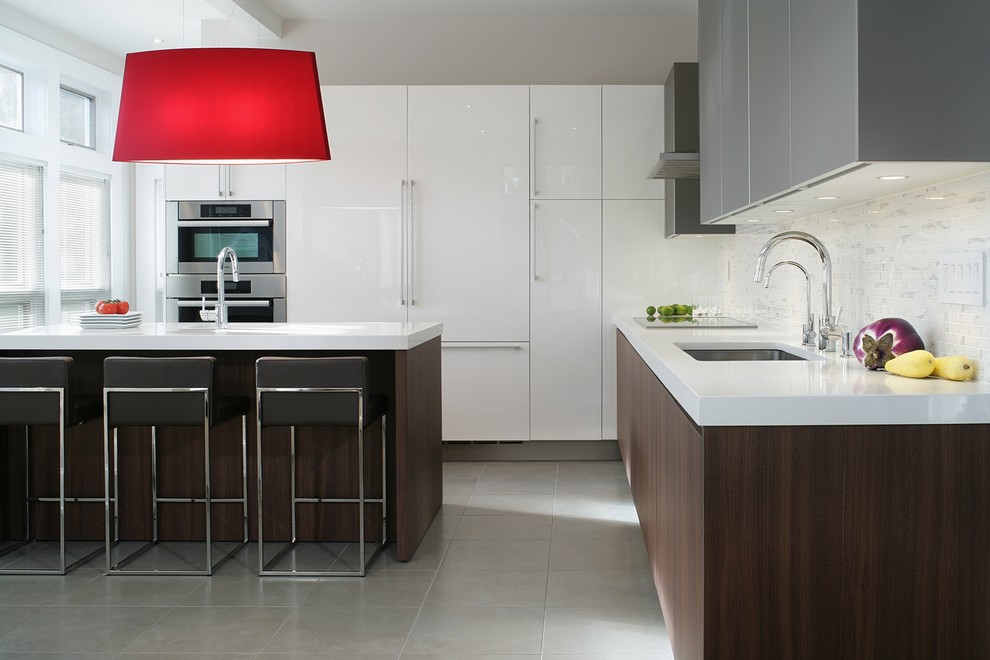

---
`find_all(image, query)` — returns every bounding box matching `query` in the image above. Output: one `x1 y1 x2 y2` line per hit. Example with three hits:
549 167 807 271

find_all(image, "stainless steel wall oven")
165 273 286 323
167 200 285 274
166 200 286 323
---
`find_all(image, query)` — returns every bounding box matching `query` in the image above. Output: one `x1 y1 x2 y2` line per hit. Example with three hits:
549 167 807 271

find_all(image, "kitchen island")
614 314 990 660
0 321 443 562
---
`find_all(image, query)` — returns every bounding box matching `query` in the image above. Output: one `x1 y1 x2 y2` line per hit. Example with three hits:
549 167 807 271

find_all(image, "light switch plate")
938 251 985 305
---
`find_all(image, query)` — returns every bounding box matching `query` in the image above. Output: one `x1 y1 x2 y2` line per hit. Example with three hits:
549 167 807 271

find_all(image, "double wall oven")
165 200 287 323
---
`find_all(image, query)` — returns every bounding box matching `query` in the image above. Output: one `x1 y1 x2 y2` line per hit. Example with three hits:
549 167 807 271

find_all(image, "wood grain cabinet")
617 331 990 660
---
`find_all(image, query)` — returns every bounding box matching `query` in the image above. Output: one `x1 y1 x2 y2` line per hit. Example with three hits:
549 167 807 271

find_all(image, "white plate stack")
78 311 143 329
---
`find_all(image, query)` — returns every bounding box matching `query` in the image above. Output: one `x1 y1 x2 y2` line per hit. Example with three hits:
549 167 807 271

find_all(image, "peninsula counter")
1 321 443 562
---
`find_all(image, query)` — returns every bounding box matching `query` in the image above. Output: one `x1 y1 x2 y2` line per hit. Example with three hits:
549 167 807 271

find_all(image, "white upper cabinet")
530 86 602 200
602 85 665 200
406 85 530 342
165 164 286 201
530 199 602 441
285 86 407 322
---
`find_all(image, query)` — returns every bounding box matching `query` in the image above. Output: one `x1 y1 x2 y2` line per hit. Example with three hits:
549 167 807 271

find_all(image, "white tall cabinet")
530 200 602 440
285 84 693 444
285 86 407 322
406 86 530 341
407 86 531 442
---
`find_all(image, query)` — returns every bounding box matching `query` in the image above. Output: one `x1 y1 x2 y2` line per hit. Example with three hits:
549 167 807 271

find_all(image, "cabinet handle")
531 118 538 197
409 179 416 306
531 202 539 281
218 166 224 198
400 180 407 306
226 166 232 197
442 342 525 349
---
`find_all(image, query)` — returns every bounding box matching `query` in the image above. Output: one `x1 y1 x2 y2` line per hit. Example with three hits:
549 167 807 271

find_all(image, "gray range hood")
655 63 734 238
650 62 700 180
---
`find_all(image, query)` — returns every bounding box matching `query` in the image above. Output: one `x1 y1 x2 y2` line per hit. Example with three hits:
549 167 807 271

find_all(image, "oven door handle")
177 220 272 228
176 299 271 308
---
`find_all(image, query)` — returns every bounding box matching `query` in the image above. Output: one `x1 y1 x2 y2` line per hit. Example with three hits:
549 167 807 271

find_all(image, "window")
0 64 24 131
60 170 110 322
0 157 45 330
60 86 95 148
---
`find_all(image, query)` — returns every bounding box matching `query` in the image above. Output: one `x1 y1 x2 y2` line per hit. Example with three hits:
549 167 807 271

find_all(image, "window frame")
59 84 96 149
0 63 25 133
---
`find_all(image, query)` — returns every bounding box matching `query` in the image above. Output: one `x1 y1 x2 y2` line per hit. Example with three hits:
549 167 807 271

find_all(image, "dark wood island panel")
1 336 442 562
617 331 990 660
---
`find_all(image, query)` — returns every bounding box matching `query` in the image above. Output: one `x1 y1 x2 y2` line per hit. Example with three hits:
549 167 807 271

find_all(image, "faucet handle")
199 296 217 322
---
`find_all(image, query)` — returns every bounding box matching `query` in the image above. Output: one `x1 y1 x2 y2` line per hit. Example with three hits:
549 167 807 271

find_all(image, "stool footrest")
154 497 245 504
294 497 385 505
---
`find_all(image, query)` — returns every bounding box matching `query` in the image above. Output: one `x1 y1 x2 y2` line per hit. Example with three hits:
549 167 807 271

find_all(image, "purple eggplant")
853 317 925 370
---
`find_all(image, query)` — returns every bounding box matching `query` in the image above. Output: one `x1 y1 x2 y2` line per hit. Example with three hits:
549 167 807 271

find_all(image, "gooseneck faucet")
753 231 840 351
200 247 239 329
765 260 816 347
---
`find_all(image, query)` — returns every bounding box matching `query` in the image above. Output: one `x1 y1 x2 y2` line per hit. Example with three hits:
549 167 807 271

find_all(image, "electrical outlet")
938 251 985 305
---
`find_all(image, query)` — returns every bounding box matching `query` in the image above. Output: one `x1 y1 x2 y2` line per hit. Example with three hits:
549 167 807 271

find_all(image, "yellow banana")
932 355 977 382
884 350 935 378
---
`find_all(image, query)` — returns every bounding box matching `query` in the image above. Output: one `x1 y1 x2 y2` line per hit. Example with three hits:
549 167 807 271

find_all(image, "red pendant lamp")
113 48 330 164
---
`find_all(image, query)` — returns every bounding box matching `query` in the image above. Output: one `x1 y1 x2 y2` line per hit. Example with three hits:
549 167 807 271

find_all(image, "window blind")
0 157 45 331
60 170 110 323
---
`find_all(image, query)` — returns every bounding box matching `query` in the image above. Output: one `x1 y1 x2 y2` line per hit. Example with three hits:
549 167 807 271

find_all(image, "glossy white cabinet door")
530 86 602 200
602 85 665 200
407 85 530 341
165 164 285 200
442 342 530 442
530 200 602 440
285 86 407 322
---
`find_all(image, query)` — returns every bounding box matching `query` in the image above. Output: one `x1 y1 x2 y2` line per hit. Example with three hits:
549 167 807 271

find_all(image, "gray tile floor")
0 460 673 659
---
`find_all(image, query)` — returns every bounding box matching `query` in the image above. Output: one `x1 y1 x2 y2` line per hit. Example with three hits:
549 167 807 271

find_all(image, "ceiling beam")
205 0 283 39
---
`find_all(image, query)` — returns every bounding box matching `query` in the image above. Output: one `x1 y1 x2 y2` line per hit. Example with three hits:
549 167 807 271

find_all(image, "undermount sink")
675 342 824 362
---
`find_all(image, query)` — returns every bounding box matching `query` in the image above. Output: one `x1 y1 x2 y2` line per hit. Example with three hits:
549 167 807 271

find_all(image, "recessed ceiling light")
877 175 909 181
925 195 945 200
828 218 840 222
151 37 164 44
867 210 881 214
694 235 704 238
815 195 839 200
745 218 761 223
772 209 794 214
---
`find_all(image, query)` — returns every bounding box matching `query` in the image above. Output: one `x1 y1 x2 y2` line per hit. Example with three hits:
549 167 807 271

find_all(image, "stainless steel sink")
682 348 808 361
675 341 824 362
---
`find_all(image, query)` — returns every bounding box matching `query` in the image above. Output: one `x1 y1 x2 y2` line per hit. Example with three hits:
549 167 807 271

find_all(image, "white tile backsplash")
719 170 990 382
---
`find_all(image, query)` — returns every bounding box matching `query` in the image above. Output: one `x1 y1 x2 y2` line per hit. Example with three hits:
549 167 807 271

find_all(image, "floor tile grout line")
393 470 464 660
539 460 560 659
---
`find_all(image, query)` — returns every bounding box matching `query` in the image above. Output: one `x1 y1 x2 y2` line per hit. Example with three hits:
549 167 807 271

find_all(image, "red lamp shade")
113 48 330 164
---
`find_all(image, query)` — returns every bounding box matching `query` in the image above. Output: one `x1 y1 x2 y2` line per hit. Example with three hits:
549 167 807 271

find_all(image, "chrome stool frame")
0 357 104 575
256 357 387 577
103 358 248 576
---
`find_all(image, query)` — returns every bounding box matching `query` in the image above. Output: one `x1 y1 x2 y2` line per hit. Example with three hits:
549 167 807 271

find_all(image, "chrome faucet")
200 247 239 329
765 260 816 347
753 230 840 351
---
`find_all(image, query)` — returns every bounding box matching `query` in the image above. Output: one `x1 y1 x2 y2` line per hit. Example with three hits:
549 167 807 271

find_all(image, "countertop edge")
613 314 990 427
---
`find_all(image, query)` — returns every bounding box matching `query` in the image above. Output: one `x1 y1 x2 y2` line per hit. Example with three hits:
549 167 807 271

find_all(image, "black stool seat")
255 356 388 577
103 356 249 576
0 357 105 575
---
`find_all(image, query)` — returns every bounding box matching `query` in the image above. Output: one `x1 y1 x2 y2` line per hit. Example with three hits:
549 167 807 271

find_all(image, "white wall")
204 15 698 85
721 170 990 382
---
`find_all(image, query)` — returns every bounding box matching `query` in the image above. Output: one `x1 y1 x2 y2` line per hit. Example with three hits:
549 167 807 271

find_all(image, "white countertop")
0 321 443 351
614 313 990 426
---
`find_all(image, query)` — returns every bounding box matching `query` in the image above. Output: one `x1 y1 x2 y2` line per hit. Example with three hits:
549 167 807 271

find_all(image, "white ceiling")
0 0 697 61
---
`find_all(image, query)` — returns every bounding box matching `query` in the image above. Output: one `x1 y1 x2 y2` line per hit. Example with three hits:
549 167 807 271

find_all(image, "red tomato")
116 300 130 314
96 300 117 314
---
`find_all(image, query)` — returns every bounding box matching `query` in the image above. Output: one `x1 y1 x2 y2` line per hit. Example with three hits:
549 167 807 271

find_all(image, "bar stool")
0 357 104 575
103 356 248 575
256 356 387 576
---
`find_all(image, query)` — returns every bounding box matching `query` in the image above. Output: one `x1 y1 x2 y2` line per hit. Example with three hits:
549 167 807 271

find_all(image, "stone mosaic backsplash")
718 170 990 383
